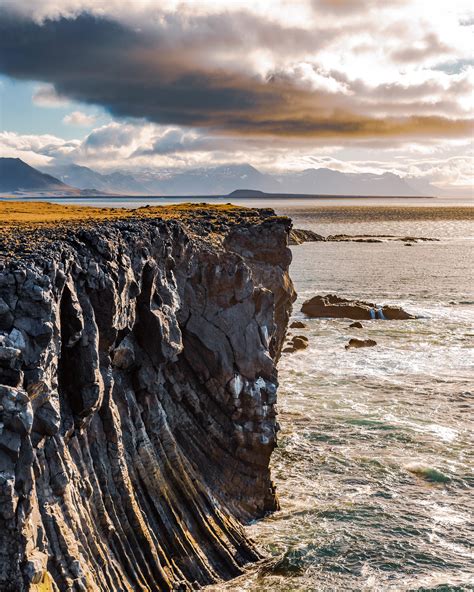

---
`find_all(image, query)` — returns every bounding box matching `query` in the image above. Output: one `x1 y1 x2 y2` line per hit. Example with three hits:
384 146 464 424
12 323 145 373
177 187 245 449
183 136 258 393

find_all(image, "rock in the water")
345 338 377 349
349 321 363 329
289 229 325 245
301 294 415 320
283 335 308 352
290 320 306 329
292 336 308 350
0 204 296 592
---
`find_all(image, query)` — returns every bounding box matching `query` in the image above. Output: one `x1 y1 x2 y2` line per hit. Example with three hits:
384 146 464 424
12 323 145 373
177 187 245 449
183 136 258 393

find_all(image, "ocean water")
209 206 474 592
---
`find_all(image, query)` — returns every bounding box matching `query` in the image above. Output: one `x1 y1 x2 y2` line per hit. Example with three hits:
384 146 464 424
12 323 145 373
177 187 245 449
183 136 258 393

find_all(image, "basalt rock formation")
288 229 324 245
302 294 415 320
0 204 295 592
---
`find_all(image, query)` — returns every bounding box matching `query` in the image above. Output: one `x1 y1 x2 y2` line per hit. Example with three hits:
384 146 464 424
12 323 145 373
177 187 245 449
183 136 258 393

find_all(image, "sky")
0 0 472 195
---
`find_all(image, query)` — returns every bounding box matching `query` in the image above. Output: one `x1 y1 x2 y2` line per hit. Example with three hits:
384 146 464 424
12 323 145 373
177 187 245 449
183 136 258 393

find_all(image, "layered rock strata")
0 204 295 592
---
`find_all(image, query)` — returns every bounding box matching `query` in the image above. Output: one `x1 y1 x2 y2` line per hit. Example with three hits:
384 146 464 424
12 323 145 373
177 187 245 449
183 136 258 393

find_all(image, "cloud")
32 83 70 107
63 110 96 126
0 6 472 143
0 130 78 166
311 0 408 15
390 32 452 63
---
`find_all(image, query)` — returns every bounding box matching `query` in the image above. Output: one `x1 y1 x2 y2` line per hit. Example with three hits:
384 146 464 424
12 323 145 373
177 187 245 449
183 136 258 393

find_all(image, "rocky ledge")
0 203 296 592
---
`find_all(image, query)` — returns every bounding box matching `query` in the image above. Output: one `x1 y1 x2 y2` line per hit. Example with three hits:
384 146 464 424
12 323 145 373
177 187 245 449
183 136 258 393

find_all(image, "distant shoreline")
1 193 436 201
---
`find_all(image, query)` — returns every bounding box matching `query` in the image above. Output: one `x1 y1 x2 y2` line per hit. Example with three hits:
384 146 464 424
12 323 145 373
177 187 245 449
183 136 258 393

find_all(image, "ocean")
209 202 474 592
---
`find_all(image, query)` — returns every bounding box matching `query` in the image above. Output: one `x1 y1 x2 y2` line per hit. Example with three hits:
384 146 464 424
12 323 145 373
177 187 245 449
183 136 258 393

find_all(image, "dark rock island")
0 203 296 591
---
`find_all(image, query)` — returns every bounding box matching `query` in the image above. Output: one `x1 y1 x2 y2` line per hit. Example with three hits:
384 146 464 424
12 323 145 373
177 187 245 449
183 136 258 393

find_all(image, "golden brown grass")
0 201 242 226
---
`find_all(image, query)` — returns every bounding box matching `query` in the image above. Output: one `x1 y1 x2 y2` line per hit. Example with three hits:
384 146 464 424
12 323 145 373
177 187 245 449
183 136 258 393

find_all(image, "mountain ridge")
0 158 77 194
44 162 436 197
0 157 438 197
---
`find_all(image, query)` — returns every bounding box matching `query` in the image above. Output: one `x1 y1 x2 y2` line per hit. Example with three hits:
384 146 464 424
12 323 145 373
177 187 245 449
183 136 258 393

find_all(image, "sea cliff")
0 204 295 592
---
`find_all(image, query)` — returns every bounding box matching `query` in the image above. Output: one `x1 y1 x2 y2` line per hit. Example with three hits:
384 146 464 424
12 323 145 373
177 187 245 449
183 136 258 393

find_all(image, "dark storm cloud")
0 9 471 140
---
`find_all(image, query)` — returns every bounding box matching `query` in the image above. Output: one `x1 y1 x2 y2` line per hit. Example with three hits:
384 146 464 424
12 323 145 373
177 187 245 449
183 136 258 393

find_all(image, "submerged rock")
0 204 296 592
301 294 415 320
345 338 377 349
283 334 308 353
290 320 307 329
292 336 308 350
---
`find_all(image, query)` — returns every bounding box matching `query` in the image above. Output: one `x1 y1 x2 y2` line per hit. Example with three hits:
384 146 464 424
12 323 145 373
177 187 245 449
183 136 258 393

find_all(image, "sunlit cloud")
32 83 70 107
63 110 96 126
0 0 472 194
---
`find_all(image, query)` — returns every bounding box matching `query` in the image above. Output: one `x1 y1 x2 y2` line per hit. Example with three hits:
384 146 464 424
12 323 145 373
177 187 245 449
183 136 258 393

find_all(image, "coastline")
0 203 295 591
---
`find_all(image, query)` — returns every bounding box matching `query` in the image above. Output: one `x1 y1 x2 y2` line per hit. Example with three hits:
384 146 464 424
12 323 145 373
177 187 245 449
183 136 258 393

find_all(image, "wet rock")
290 321 306 329
325 234 439 243
284 335 308 353
302 294 415 320
345 338 377 349
292 336 308 350
349 321 363 329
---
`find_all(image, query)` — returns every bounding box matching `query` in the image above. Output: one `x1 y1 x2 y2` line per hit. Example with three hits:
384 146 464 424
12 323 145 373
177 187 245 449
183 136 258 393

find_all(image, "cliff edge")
0 203 295 592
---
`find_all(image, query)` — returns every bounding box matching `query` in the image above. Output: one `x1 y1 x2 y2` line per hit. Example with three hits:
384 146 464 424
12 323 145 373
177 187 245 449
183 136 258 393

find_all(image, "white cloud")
32 83 70 107
1 0 472 193
2 121 472 195
63 111 97 126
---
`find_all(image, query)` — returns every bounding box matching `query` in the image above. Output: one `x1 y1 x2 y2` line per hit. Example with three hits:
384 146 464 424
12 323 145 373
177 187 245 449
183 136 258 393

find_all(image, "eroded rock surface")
302 294 415 320
0 205 295 592
288 229 324 245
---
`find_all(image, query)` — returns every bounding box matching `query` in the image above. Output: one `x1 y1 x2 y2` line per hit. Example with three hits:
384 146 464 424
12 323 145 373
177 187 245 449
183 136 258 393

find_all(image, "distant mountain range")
0 158 78 195
44 162 437 197
0 157 438 197
0 158 106 197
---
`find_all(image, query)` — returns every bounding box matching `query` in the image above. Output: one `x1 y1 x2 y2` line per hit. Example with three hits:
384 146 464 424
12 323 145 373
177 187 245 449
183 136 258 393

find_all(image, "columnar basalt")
0 204 295 592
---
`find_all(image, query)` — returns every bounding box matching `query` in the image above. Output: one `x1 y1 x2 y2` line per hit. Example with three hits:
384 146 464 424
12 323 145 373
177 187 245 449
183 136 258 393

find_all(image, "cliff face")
0 205 295 592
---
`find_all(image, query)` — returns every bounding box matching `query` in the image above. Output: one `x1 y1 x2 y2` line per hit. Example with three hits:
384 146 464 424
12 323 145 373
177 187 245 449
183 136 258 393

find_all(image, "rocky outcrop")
288 229 324 245
289 231 440 245
289 321 306 329
301 294 415 320
282 335 308 354
0 205 295 592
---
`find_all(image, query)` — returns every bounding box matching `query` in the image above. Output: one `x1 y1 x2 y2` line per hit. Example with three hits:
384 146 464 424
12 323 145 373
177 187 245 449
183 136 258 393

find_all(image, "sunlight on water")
209 207 474 592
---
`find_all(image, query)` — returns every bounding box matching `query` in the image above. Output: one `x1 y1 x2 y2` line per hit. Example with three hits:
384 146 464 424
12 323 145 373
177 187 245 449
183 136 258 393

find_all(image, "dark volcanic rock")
326 234 383 243
325 234 439 243
302 294 415 320
292 336 308 350
290 321 306 329
0 206 296 591
283 334 308 353
345 338 377 349
289 229 325 245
